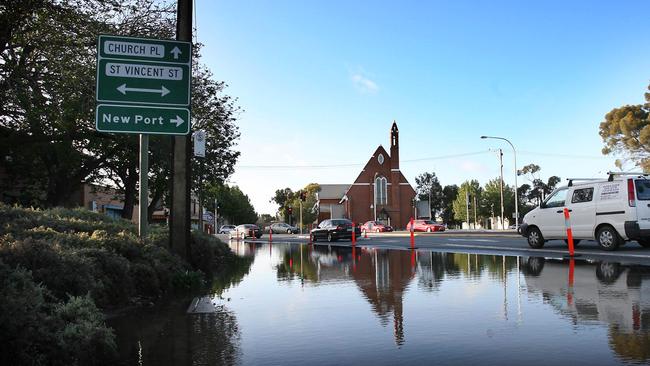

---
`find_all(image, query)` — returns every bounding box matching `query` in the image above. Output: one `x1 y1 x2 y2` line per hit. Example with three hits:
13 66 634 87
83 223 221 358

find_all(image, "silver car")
219 225 236 234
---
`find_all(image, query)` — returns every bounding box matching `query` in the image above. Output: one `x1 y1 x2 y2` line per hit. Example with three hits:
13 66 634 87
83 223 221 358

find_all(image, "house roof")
317 184 350 200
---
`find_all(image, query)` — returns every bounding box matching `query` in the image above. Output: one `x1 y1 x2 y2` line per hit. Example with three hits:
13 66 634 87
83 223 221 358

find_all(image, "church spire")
390 121 399 169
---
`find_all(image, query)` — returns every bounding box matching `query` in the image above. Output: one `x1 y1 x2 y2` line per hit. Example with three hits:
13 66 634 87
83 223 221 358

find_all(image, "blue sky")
195 0 650 215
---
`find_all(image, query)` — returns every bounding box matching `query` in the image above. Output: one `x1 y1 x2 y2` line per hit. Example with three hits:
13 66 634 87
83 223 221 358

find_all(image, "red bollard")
410 248 416 274
364 229 368 239
410 217 415 249
269 228 272 242
352 221 356 246
563 208 575 257
568 258 575 306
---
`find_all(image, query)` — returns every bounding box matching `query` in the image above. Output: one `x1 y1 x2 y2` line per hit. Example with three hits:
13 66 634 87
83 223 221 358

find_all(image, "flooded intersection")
111 242 650 365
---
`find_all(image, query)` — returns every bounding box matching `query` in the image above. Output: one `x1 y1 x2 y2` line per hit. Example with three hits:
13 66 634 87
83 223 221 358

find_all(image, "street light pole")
481 135 519 229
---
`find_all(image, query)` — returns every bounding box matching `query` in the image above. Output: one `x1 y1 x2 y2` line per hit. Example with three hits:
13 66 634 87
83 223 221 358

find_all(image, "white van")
520 173 650 251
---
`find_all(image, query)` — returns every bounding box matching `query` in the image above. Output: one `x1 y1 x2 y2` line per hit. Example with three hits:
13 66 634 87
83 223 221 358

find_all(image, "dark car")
310 219 362 242
267 222 300 234
229 224 263 239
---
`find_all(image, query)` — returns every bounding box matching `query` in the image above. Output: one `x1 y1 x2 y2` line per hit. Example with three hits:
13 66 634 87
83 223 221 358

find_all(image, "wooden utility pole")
170 0 192 258
499 148 505 230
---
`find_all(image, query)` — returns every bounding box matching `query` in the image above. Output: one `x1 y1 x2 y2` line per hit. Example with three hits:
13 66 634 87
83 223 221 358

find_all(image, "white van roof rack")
566 178 602 187
606 171 649 182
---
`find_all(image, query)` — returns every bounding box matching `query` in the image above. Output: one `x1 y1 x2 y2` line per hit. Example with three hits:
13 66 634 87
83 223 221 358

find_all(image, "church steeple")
390 121 399 169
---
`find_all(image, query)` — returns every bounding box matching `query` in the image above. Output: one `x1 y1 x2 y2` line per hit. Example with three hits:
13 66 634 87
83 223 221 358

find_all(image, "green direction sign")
96 104 190 135
96 35 191 106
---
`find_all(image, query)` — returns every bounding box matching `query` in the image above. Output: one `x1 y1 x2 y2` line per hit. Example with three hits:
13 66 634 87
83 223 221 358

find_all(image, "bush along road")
0 203 238 365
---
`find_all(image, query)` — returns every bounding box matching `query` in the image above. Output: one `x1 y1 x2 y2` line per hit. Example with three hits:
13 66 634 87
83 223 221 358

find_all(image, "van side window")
635 179 650 201
544 188 568 208
571 187 594 203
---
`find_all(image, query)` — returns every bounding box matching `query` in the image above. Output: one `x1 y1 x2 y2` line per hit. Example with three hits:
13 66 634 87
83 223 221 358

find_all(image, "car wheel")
524 257 545 276
637 238 650 248
527 227 545 249
287 229 292 234
597 226 620 251
312 235 317 242
376 228 380 233
564 239 581 247
596 262 622 284
426 227 432 233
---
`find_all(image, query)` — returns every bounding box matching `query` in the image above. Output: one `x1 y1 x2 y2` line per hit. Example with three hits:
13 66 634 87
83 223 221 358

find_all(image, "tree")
0 0 241 217
519 164 561 206
441 185 459 226
452 180 482 224
482 178 515 225
599 84 650 171
415 172 443 218
271 184 320 226
204 183 257 225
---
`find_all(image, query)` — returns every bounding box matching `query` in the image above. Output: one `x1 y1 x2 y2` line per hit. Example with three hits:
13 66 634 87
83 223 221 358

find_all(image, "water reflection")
110 243 650 365
520 256 650 363
109 250 254 366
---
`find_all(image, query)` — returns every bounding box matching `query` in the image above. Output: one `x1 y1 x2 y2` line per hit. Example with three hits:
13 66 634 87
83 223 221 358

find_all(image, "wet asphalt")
218 231 650 266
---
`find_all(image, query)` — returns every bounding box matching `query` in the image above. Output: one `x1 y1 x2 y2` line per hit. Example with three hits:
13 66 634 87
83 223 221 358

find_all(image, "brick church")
316 122 416 229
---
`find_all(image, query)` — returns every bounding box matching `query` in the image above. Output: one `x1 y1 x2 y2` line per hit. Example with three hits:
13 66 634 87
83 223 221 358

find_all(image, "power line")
519 150 615 160
236 151 491 169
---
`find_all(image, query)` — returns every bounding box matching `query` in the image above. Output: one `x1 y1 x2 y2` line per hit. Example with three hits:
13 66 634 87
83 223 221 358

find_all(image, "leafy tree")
0 0 241 219
599 83 650 170
452 180 482 224
271 184 320 227
441 184 459 225
519 164 561 206
481 178 515 225
415 172 443 218
204 184 257 225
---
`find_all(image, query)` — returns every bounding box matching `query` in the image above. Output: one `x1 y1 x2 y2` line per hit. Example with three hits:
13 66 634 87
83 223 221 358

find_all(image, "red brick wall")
345 145 416 230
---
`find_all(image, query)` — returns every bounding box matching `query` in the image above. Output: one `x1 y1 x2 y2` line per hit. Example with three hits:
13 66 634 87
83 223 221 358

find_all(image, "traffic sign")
96 104 190 135
96 35 191 106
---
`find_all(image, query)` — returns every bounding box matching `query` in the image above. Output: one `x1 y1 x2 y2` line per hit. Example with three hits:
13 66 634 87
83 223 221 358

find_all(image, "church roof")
317 184 350 200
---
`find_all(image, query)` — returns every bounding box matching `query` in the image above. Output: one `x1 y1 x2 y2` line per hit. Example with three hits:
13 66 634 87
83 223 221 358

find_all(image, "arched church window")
375 176 388 205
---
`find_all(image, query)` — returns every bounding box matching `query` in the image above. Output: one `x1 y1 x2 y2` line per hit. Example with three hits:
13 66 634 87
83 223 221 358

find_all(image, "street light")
481 135 519 230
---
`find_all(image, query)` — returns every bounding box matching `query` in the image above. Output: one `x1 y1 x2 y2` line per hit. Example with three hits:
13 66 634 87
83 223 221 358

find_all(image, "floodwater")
109 242 650 366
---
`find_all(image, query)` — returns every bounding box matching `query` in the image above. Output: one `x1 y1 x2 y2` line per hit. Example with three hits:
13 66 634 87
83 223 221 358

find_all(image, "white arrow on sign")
170 46 182 59
170 115 185 127
117 83 170 97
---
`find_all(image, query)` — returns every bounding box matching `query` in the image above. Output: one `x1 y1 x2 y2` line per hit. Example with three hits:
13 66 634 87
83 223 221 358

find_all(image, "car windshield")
424 220 436 224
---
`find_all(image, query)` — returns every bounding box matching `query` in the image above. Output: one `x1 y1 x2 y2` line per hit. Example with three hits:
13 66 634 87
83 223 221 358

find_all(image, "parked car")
520 172 650 251
219 225 236 234
266 222 299 234
229 224 263 239
311 219 361 242
360 220 393 233
406 219 445 232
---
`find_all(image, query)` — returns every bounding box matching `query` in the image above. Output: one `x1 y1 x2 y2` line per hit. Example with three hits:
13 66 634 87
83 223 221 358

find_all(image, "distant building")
72 182 126 219
315 122 416 229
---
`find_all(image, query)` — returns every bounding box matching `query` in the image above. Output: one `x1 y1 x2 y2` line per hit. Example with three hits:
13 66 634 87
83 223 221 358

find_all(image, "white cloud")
351 73 379 94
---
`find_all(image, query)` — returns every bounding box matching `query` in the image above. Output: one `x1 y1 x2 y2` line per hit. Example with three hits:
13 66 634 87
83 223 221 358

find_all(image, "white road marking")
447 238 498 243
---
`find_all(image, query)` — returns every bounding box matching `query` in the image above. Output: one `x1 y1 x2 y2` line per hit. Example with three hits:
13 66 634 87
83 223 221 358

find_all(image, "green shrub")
0 260 117 366
51 295 117 365
79 248 133 308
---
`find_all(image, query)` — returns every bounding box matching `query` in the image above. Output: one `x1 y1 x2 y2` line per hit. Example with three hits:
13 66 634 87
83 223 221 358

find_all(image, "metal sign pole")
139 134 149 238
